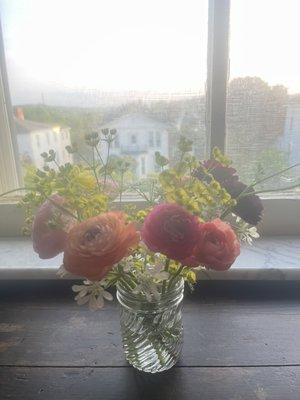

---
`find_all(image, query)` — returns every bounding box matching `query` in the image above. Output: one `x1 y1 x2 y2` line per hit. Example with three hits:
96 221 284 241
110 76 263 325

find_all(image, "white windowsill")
0 236 300 280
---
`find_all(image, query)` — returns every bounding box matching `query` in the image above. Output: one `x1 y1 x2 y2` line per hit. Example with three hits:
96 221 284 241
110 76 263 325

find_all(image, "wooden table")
1 281 300 399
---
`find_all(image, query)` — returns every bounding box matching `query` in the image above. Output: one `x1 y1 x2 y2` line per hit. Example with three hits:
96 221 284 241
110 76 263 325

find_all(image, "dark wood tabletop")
1 280 300 400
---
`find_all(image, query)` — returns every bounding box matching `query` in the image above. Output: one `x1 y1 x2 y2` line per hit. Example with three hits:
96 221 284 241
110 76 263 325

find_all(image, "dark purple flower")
225 180 264 226
194 161 263 225
202 160 238 184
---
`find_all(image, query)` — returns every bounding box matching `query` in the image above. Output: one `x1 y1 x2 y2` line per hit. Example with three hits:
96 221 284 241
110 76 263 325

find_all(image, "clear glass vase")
117 278 184 373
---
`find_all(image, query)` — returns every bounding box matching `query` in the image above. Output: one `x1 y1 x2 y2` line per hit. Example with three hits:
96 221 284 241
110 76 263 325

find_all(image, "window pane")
1 0 208 180
227 0 300 191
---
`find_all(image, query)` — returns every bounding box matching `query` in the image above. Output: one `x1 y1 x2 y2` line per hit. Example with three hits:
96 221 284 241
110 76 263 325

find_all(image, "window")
226 0 300 191
155 131 161 147
289 116 294 131
35 134 40 148
141 157 146 175
149 131 154 147
0 0 299 239
0 0 208 184
131 134 137 145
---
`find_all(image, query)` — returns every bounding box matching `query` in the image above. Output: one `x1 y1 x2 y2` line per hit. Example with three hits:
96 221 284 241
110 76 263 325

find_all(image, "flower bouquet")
3 131 298 373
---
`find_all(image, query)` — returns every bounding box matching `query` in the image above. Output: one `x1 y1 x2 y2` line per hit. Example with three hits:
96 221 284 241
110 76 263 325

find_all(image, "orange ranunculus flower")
63 212 140 280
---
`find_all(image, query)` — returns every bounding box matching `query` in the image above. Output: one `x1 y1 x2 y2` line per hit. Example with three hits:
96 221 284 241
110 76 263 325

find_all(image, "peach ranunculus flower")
63 212 140 280
184 218 240 271
32 194 72 259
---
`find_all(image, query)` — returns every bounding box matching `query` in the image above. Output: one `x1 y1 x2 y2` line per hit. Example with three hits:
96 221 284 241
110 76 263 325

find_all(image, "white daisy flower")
72 280 113 311
132 263 170 301
233 215 260 244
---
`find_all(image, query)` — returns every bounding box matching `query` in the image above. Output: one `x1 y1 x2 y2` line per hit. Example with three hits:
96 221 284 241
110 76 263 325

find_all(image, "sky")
1 0 300 105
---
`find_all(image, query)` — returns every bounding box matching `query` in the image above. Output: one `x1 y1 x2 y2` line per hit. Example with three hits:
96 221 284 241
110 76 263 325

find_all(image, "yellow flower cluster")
159 168 236 219
21 164 109 229
212 147 232 167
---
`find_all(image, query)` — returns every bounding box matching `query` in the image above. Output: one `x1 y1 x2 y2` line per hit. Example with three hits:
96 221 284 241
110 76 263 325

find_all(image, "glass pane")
1 0 208 180
227 0 300 192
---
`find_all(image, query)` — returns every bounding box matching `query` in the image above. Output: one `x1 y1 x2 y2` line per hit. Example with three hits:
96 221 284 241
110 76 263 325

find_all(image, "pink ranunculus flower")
32 194 72 259
184 218 240 270
141 203 200 262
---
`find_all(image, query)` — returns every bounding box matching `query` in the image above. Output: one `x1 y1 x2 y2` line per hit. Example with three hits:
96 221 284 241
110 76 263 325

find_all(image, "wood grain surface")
1 281 300 399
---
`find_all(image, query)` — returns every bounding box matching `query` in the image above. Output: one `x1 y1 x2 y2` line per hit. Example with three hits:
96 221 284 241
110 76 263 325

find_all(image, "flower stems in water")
162 259 170 294
168 265 185 291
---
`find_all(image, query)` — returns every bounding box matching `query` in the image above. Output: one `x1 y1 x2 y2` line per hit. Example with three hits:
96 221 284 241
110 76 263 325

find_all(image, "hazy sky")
1 0 300 103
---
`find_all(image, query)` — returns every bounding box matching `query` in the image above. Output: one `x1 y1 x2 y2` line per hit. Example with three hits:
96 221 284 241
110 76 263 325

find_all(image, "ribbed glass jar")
117 278 184 373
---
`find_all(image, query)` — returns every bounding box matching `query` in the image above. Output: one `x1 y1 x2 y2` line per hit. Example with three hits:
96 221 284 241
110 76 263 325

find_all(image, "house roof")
100 113 170 132
14 118 60 134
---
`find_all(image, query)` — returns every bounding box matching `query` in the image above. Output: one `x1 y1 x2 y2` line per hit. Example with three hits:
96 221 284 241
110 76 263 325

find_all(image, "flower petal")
76 294 90 305
89 295 99 311
72 284 84 292
96 295 104 309
102 291 113 301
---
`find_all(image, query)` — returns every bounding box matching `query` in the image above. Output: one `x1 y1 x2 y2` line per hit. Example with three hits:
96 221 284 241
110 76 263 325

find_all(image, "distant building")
278 96 300 164
14 107 73 169
99 113 169 178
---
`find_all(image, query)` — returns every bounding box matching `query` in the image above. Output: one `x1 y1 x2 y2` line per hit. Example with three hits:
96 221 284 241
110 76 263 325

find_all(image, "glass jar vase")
117 278 184 373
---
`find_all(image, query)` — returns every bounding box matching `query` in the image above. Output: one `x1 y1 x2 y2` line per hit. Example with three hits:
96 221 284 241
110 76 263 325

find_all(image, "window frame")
0 18 21 196
0 0 300 238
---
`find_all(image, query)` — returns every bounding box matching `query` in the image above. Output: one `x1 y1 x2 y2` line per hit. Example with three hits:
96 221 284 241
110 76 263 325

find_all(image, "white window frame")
0 1 300 238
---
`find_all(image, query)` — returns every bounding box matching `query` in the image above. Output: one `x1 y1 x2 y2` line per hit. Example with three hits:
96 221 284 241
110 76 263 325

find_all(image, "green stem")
92 147 101 191
0 187 79 221
168 265 185 290
132 187 154 205
119 172 124 203
162 259 170 294
95 145 119 187
77 152 93 169
119 277 132 292
0 187 30 198
127 271 138 285
220 162 300 219
104 140 111 187
175 150 186 174
150 180 155 203
94 145 106 167
95 146 119 194
53 160 61 170
124 274 137 290
247 183 300 196
250 162 300 188
46 196 79 220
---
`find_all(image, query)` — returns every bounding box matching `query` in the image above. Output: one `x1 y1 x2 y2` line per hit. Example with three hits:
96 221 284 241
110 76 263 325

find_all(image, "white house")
99 113 169 178
14 108 73 170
